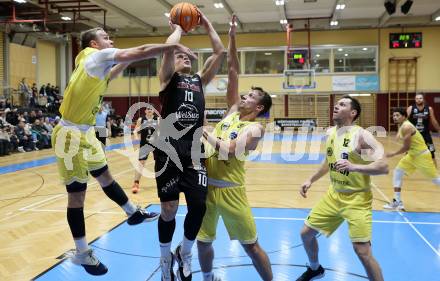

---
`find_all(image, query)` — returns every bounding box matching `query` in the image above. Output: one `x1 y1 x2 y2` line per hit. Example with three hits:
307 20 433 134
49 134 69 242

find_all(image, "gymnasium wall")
379 27 440 93
36 40 57 86
9 43 36 89
0 33 4 94
107 28 380 97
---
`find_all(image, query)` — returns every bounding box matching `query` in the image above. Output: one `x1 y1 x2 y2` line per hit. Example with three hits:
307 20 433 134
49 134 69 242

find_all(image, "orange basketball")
170 2 200 33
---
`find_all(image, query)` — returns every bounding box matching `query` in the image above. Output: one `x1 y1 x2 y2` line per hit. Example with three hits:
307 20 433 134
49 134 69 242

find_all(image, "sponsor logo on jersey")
176 103 200 128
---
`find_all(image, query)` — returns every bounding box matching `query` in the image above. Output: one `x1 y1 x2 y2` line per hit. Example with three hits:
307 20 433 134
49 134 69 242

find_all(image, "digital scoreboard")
389 32 422 49
287 49 308 69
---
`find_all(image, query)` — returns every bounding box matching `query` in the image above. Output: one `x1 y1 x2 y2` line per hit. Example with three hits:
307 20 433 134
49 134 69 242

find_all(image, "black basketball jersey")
159 72 205 158
139 115 158 146
409 104 430 135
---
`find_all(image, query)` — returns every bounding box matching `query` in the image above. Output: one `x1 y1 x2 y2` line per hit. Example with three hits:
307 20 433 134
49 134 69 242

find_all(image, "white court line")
17 209 440 225
1 167 135 223
372 183 440 257
19 194 65 211
20 208 121 215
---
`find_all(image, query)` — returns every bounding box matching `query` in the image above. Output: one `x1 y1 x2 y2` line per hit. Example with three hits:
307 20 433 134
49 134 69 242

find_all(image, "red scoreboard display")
389 32 422 49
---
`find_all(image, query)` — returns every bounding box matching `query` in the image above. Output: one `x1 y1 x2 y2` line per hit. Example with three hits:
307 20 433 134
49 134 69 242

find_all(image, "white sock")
310 261 320 270
160 242 172 258
180 235 195 256
121 201 137 216
203 272 213 281
395 192 401 202
74 237 89 253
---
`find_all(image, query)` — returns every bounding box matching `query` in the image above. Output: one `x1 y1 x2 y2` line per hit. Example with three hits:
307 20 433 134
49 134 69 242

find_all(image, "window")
201 52 229 75
123 58 157 77
244 50 284 74
333 47 376 72
311 48 331 73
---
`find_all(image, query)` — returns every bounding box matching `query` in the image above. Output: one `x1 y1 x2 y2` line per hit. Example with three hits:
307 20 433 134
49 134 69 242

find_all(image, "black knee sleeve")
102 181 128 206
158 216 176 243
67 207 85 238
66 182 87 193
184 198 206 240
90 165 108 178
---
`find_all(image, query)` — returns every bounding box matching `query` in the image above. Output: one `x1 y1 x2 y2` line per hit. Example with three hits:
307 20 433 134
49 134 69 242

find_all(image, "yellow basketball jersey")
326 126 371 192
399 120 429 156
206 112 255 186
59 48 110 125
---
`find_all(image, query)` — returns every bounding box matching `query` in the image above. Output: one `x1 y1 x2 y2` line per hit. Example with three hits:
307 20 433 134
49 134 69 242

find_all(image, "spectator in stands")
20 78 33 107
15 120 35 152
32 118 51 149
45 83 53 99
39 84 46 96
28 110 37 124
6 108 19 126
43 117 54 137
30 83 38 107
36 110 44 120
0 124 12 156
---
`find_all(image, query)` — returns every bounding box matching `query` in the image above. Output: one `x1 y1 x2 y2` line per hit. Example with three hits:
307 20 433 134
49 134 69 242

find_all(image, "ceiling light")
349 93 371 97
264 52 272 55
61 16 71 21
280 19 288 24
214 3 224 8
275 0 285 5
336 4 346 10
270 94 277 98
13 0 27 3
339 60 343 62
362 47 368 51
338 48 343 51
330 20 338 26
436 16 440 21
164 12 170 17
401 0 413 15
344 53 348 56
316 54 320 57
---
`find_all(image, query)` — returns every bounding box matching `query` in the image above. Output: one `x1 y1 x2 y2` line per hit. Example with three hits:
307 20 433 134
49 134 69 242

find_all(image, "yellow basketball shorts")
52 124 107 185
305 186 373 243
197 185 257 244
397 151 437 179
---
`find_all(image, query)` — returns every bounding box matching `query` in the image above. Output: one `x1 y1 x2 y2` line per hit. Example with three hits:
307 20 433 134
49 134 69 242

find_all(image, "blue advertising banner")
355 75 379 91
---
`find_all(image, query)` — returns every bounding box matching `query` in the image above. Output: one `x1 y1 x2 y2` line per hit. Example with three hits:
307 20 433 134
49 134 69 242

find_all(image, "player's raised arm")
159 23 185 89
197 9 225 86
226 15 240 112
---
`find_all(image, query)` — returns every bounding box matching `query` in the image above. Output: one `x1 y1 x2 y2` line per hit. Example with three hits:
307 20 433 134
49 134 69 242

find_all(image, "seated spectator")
32 119 50 149
0 116 14 156
28 110 37 124
15 120 36 152
5 108 18 126
42 117 54 136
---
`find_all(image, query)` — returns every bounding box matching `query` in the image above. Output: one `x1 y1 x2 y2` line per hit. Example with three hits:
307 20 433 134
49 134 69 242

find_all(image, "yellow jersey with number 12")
59 47 110 125
326 126 371 193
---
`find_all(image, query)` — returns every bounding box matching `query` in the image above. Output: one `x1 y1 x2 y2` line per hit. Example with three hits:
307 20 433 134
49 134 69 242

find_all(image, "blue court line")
34 205 440 281
0 140 139 175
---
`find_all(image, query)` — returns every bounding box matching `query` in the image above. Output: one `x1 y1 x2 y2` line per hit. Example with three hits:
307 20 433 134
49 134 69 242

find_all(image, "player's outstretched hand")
229 15 237 37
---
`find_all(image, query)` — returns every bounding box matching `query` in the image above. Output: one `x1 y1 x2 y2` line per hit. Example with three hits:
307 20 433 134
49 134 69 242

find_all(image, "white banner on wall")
332 76 355 91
